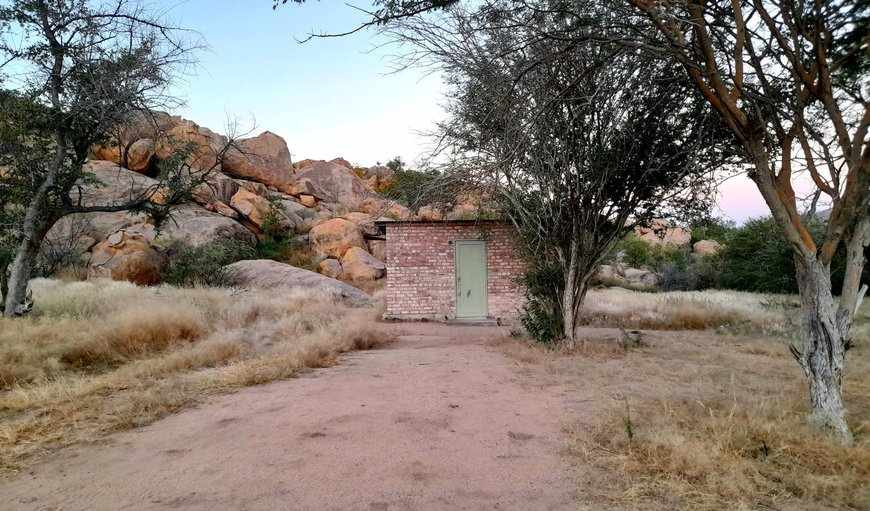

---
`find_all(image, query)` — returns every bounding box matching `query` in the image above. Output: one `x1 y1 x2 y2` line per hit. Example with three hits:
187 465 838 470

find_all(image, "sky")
160 0 771 223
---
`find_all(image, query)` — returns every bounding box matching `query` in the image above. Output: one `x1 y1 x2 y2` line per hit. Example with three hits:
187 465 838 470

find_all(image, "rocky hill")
43 113 457 291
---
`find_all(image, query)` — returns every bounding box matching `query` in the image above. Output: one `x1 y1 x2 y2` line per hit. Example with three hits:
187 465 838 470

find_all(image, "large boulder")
155 204 257 247
156 117 228 170
230 189 271 227
340 247 386 282
308 218 366 258
77 160 164 208
291 161 376 207
635 219 692 250
192 172 241 208
222 131 295 191
328 157 353 170
358 198 412 220
597 263 657 288
92 138 156 173
88 230 167 285
219 259 375 307
693 239 723 256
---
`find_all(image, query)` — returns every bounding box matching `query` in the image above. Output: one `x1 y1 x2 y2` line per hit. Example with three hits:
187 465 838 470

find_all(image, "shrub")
517 260 564 344
161 239 255 287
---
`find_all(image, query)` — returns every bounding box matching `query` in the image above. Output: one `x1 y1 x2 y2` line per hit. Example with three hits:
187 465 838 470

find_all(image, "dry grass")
0 278 392 474
498 290 870 510
581 288 798 331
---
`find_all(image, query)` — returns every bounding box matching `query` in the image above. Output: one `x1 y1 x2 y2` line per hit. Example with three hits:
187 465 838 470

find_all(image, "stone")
234 179 269 197
77 160 165 207
308 218 366 258
279 199 309 217
88 230 167 285
318 258 343 279
157 118 228 170
230 189 272 229
191 172 240 206
286 178 319 198
291 161 376 207
635 219 692 250
368 239 386 262
294 159 321 171
155 204 257 247
693 239 723 256
343 212 378 236
340 246 386 282
219 259 375 307
597 264 630 285
358 198 412 220
212 200 239 219
624 267 658 287
328 157 353 170
299 194 317 207
222 131 295 190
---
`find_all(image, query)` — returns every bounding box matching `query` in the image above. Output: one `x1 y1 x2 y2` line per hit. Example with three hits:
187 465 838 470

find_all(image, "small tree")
0 0 232 315
388 3 726 346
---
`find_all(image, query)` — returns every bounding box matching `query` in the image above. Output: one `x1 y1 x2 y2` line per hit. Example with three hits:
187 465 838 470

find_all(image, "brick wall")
384 222 526 320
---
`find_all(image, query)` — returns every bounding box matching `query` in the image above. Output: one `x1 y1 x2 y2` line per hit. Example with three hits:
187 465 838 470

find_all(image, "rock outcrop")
309 218 367 258
222 131 295 191
219 259 374 307
635 219 692 250
340 247 386 282
292 161 376 207
155 204 257 247
88 230 167 285
693 239 723 256
318 258 343 279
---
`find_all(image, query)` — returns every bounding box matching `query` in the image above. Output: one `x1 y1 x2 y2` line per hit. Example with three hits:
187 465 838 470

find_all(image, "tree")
285 0 869 441
387 3 726 346
619 0 869 441
0 0 233 315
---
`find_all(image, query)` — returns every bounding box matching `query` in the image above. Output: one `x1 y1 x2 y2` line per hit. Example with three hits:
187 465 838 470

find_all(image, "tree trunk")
793 256 852 441
561 257 589 349
3 182 57 317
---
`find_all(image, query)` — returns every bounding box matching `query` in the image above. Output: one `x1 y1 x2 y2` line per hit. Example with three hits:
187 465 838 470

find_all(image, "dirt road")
2 323 574 510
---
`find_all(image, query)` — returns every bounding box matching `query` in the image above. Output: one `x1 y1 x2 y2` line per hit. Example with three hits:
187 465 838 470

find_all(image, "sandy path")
2 324 573 511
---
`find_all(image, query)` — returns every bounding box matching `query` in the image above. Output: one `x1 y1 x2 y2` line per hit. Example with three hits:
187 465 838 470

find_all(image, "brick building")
376 220 526 322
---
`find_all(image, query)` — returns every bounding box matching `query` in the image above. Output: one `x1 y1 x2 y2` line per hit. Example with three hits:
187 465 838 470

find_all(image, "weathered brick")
384 221 526 320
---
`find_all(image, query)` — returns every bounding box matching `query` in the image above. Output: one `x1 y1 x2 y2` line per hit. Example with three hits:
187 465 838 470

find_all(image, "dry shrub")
0 278 391 473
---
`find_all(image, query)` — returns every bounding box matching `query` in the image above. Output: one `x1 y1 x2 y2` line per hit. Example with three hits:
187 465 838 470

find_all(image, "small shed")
377 220 526 322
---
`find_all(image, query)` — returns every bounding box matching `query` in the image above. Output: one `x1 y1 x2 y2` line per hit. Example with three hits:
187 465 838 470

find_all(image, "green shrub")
161 239 255 287
517 260 564 344
620 234 688 273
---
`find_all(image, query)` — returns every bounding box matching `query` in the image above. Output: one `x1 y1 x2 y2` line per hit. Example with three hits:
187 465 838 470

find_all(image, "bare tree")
386 4 727 346
0 0 229 315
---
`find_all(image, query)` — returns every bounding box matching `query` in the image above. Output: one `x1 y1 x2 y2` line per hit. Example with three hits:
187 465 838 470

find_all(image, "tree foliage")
387 1 727 344
0 0 233 315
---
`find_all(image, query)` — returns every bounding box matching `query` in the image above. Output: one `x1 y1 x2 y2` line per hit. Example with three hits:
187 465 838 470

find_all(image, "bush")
619 234 688 273
161 239 255 287
517 261 564 344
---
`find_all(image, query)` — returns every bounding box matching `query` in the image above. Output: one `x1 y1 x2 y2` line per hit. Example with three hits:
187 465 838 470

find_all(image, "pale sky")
162 0 772 223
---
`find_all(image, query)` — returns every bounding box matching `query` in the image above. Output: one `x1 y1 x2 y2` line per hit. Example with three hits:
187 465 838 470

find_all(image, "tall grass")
581 288 794 331
0 278 391 474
